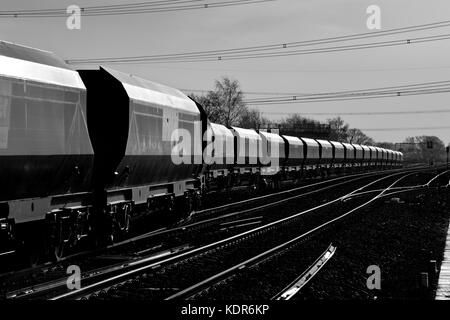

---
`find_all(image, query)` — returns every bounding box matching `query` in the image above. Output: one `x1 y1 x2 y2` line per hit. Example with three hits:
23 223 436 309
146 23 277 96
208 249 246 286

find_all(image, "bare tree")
347 128 374 145
327 117 349 141
401 136 446 163
238 109 271 129
190 77 247 127
376 141 395 149
190 92 222 124
215 77 246 126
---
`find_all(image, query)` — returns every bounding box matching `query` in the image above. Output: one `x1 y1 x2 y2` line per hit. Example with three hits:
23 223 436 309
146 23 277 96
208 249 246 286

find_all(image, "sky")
1 0 450 145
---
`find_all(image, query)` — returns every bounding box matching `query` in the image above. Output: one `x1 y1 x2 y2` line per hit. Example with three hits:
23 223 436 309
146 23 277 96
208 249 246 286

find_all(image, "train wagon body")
282 135 304 168
341 143 355 166
374 147 383 166
386 149 392 166
385 149 392 166
368 146 377 166
204 122 234 177
329 141 345 165
389 150 394 166
0 41 94 229
380 148 388 166
230 126 261 173
0 42 95 257
315 139 333 167
395 151 400 166
361 145 371 166
79 67 203 230
301 138 320 169
352 144 364 166
258 130 285 176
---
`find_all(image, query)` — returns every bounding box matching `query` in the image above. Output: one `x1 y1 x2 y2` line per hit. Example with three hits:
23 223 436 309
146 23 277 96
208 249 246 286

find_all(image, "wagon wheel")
185 193 195 218
28 246 42 267
54 241 65 261
167 196 175 214
25 236 47 267
194 191 202 211
53 223 66 261
118 204 131 234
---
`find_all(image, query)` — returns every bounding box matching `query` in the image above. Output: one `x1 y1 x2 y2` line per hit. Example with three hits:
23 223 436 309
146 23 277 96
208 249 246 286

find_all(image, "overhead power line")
65 19 450 64
186 80 450 97
242 80 450 105
257 109 450 116
185 80 450 105
66 34 450 64
360 126 450 132
0 0 274 18
244 89 450 104
173 64 450 74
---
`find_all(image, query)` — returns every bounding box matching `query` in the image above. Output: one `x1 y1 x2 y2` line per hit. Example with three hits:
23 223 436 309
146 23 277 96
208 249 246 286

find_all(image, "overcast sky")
2 0 450 145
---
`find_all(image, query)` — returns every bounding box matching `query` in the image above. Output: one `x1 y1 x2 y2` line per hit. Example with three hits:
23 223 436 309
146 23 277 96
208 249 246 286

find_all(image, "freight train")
0 41 403 261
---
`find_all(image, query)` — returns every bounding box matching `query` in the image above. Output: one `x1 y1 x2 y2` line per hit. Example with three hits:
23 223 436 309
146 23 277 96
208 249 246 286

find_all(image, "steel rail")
271 244 337 300
12 166 421 271
3 167 401 283
5 168 402 299
164 172 414 300
425 169 450 186
50 170 416 300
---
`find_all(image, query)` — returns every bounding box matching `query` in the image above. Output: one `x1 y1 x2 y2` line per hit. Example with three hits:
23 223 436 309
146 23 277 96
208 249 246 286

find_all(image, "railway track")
33 168 442 300
294 181 450 300
272 244 337 300
0 168 409 295
5 169 403 268
2 166 444 300
161 171 432 300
